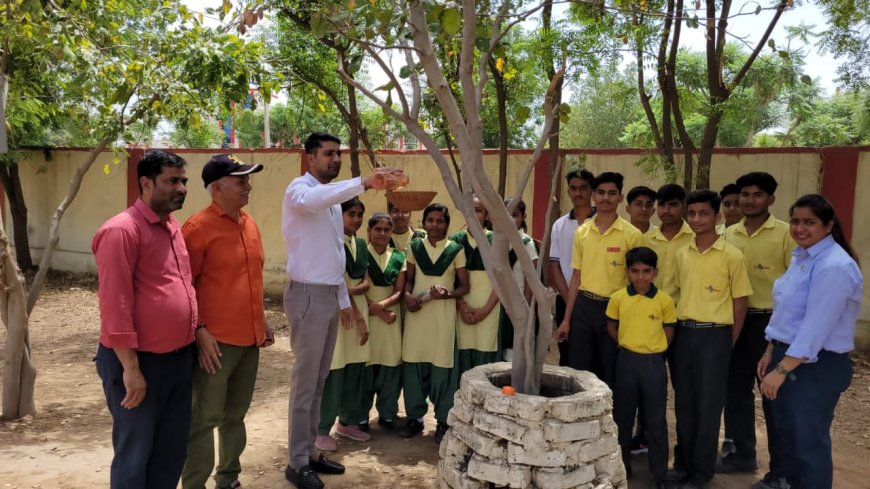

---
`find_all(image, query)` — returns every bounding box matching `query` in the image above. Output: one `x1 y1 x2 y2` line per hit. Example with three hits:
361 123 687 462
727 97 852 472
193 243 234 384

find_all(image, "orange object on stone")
502 386 517 396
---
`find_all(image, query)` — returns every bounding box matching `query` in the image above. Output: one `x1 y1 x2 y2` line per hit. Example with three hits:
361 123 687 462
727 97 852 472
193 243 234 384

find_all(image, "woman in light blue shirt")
756 194 862 489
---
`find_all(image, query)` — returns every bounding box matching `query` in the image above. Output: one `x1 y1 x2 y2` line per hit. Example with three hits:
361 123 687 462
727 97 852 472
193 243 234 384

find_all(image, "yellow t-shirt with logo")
646 221 695 288
571 216 647 298
605 285 677 354
668 236 754 324
723 215 794 309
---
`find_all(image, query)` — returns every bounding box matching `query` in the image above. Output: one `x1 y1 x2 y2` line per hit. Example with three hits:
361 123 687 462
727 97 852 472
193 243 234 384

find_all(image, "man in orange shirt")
181 154 275 489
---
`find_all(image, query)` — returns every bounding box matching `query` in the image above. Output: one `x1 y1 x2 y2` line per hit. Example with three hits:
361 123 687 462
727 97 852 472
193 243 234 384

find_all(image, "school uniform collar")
650 220 693 242
627 283 658 299
589 215 628 236
733 214 777 237
688 234 726 253
568 207 596 221
802 234 836 259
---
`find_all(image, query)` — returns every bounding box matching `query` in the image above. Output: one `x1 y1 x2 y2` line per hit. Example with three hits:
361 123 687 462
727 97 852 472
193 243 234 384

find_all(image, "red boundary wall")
819 147 859 242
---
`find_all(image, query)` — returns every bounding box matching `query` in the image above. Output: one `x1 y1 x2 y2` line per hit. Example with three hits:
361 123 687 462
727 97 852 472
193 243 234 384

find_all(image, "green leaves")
440 8 461 35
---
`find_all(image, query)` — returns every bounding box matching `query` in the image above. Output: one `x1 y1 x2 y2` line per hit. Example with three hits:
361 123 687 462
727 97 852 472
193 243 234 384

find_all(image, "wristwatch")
773 363 791 376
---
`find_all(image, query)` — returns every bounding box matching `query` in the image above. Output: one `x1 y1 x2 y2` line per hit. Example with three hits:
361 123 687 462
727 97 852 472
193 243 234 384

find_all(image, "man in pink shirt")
92 150 198 489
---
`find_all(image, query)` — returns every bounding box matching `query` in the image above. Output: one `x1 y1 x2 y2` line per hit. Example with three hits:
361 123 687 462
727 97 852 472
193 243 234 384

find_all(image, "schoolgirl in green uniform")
452 196 501 374
316 197 371 451
363 213 407 433
399 203 469 443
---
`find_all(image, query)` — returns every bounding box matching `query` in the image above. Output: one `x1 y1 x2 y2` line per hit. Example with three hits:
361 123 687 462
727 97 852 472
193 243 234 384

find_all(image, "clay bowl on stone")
386 190 437 211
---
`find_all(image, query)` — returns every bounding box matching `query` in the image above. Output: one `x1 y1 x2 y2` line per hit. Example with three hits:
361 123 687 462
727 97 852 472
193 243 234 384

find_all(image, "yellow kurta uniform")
456 232 499 352
646 221 695 288
331 236 370 370
366 244 405 367
403 238 466 368
723 215 794 309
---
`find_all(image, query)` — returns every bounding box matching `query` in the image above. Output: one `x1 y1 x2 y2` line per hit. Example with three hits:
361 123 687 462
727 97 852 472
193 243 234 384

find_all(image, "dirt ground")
1 274 869 488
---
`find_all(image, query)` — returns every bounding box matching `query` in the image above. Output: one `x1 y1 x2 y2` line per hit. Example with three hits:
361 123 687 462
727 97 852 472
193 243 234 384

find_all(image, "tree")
271 0 582 395
816 0 870 88
169 117 226 148
590 0 797 188
0 0 266 419
561 62 643 148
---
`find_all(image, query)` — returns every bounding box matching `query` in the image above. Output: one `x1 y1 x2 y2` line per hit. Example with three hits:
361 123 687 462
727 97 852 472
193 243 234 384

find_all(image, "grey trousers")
285 281 340 470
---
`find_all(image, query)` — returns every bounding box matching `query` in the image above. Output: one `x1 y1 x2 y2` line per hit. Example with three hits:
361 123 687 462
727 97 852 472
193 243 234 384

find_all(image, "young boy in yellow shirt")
607 246 676 488
666 190 753 489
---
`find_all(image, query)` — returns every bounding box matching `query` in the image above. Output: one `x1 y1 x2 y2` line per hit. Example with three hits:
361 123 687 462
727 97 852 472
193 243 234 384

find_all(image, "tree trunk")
0 217 36 420
346 79 362 178
27 135 112 314
0 164 35 273
489 58 509 197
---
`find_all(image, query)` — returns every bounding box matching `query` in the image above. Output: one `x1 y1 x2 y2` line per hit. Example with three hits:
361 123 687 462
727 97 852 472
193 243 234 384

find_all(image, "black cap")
202 154 264 187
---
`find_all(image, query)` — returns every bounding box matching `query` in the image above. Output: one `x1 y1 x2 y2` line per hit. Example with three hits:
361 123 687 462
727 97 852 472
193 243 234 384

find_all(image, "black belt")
748 308 774 315
581 290 610 301
677 320 729 329
138 343 195 356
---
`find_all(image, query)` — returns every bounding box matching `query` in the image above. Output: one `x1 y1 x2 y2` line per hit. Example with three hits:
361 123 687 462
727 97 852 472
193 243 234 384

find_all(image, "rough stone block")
599 415 617 436
565 435 620 464
472 410 528 445
543 419 600 443
451 421 504 459
438 460 488 489
593 451 620 479
450 397 475 424
532 465 596 489
466 454 531 488
507 441 567 467
483 390 546 422
442 431 471 459
547 394 610 423
466 454 510 486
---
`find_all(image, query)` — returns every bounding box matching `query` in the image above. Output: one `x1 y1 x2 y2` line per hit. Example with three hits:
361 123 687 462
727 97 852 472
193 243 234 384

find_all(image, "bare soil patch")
1 274 868 488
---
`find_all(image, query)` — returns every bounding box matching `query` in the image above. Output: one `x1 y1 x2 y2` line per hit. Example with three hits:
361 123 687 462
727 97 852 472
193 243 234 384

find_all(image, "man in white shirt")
282 133 403 489
547 167 595 367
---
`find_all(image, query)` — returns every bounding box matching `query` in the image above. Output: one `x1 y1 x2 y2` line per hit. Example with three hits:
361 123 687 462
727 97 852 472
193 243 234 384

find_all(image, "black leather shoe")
715 454 759 474
665 469 688 482
398 418 424 438
433 422 449 444
284 465 324 489
309 453 345 475
377 418 396 432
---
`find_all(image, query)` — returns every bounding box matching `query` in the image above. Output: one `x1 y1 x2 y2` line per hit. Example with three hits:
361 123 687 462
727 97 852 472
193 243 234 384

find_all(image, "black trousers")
555 295 570 366
672 325 732 483
95 343 195 489
568 294 616 388
723 311 771 460
614 349 669 481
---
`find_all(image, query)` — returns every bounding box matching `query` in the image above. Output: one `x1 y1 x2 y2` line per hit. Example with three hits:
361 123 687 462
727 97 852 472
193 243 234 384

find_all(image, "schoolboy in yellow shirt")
556 172 646 388
666 190 753 489
607 247 676 488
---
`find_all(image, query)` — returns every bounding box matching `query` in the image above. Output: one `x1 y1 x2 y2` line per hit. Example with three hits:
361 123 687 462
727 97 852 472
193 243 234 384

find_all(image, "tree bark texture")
0 218 36 420
0 164 34 272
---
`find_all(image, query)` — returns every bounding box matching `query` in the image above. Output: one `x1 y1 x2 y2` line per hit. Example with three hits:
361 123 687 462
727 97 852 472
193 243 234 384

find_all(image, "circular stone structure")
436 362 627 489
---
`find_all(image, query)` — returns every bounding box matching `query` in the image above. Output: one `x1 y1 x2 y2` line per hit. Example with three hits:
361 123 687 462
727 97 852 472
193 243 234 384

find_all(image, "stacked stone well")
436 362 627 489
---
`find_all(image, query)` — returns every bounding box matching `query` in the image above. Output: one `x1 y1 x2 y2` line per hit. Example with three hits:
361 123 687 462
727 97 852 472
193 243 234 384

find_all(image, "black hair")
736 172 778 195
387 200 399 212
504 198 527 215
137 150 186 194
566 168 595 185
505 198 528 231
304 132 341 154
368 212 392 229
627 186 657 204
686 189 722 213
625 246 658 268
422 203 450 226
592 171 624 192
790 194 859 264
656 183 686 204
341 196 365 213
719 183 740 198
